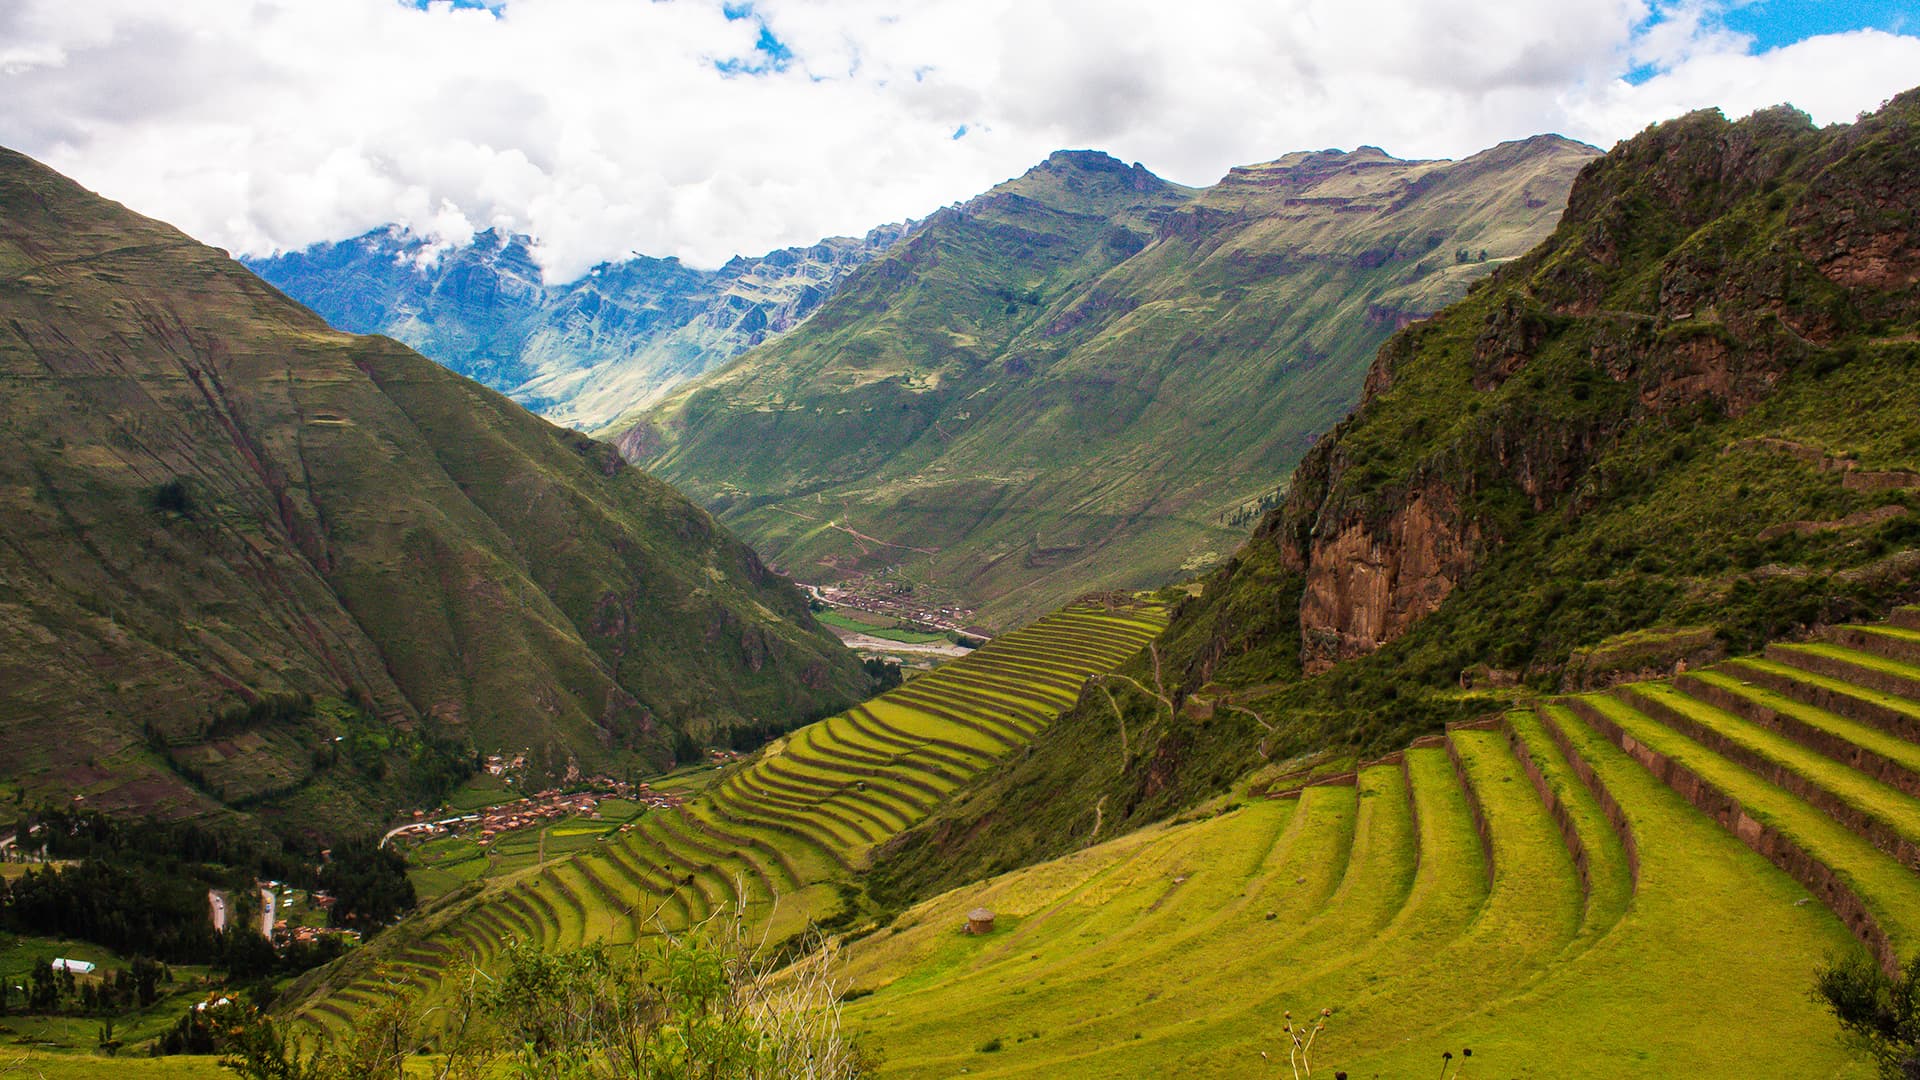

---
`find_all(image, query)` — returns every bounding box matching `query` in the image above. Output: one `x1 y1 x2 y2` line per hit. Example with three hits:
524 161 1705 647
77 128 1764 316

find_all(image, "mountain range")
244 221 907 432
627 140 1597 628
0 148 869 843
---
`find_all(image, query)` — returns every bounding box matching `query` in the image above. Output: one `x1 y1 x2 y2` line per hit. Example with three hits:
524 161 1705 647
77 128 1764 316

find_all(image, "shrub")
221 911 874 1079
1816 951 1920 1079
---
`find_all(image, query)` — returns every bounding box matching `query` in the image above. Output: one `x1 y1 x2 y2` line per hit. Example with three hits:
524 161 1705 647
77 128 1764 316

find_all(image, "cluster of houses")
802 581 984 637
383 780 686 850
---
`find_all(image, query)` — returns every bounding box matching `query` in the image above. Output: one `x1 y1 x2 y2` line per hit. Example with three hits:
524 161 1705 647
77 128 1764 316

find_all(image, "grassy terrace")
286 597 1166 1032
831 613 1920 1075
290 607 1919 1074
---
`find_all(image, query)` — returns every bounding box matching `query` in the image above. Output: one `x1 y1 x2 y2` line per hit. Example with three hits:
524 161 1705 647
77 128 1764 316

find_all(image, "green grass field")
814 609 954 645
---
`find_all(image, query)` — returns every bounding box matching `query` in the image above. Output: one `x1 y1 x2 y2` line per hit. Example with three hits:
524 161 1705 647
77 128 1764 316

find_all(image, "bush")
222 913 875 1079
1817 951 1920 1079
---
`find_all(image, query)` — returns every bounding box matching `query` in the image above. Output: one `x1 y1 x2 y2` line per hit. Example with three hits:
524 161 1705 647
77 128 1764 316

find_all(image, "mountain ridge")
861 92 1920 906
625 136 1597 629
244 219 908 432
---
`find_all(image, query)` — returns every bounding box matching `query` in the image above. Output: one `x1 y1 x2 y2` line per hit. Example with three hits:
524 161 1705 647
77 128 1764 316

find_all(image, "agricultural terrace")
283 597 1166 1033
834 607 1920 1077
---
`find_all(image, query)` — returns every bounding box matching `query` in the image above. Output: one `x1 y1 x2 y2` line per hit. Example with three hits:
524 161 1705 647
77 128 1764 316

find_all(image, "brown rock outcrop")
1294 484 1482 673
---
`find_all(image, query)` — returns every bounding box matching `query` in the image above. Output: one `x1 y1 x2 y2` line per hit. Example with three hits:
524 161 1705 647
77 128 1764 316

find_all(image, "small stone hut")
965 907 995 935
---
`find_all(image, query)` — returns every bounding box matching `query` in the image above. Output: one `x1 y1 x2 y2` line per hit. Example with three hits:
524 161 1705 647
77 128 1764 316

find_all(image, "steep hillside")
0 148 869 842
627 141 1594 629
867 93 1920 904
244 222 905 431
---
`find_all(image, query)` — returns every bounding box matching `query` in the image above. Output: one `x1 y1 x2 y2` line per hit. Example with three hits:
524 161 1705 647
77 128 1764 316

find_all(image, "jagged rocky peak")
986 149 1187 210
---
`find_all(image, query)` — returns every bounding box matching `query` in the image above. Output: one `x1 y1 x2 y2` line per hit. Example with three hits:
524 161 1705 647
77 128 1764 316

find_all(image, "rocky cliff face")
1268 92 1920 673
245 222 906 432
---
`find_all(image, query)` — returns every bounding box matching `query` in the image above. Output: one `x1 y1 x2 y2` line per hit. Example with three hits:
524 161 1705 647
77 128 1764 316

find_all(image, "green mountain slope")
0 147 869 842
865 92 1920 905
624 141 1595 629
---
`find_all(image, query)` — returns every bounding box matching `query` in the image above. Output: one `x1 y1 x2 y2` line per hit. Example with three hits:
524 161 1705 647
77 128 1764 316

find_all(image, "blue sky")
3 0 1917 279
1723 0 1914 47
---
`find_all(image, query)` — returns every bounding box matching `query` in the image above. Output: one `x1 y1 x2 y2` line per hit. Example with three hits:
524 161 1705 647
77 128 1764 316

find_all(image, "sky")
2 0 1916 282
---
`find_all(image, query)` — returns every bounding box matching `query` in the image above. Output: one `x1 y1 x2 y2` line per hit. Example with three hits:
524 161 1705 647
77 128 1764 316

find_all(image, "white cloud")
1 0 1914 281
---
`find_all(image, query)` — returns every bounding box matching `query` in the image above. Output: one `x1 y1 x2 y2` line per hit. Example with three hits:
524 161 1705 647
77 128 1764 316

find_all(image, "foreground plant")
1271 1007 1331 1078
1817 951 1920 1079
222 908 871 1079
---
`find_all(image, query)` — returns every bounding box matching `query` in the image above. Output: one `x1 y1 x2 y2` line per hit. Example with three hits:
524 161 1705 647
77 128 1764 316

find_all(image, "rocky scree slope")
866 94 1920 905
627 141 1594 630
245 222 906 432
0 147 869 843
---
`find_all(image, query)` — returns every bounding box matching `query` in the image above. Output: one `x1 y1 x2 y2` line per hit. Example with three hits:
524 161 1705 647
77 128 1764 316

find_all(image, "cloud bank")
3 0 1916 281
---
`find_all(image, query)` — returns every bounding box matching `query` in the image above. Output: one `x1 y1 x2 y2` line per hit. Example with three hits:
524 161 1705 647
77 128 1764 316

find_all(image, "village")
799 578 986 638
380 752 699 851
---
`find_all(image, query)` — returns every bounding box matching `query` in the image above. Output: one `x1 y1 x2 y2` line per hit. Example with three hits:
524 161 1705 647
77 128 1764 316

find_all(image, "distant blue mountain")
245 222 906 431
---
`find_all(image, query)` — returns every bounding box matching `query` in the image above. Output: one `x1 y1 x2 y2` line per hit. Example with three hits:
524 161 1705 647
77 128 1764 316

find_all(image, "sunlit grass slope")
832 611 1920 1076
285 598 1166 1032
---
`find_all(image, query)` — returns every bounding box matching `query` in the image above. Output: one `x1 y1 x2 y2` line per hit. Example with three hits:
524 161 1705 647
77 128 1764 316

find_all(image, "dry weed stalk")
1280 1007 1331 1078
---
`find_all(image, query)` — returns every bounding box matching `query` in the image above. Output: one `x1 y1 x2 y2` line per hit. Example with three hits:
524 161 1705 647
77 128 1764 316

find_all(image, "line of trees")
0 955 169 1016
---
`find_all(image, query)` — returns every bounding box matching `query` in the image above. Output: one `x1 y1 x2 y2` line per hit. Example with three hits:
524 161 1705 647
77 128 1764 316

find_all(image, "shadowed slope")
0 147 867 838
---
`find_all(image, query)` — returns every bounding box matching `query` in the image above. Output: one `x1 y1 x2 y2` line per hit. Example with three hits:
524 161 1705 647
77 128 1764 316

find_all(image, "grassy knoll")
280 598 1165 1035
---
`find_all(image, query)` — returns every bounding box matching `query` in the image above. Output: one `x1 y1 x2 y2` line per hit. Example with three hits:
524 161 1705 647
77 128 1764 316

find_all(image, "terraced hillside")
284 598 1165 1031
831 609 1920 1077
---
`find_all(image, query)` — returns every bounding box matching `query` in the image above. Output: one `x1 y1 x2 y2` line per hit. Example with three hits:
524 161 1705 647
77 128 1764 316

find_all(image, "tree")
862 658 902 693
317 837 416 930
1818 951 1920 1079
